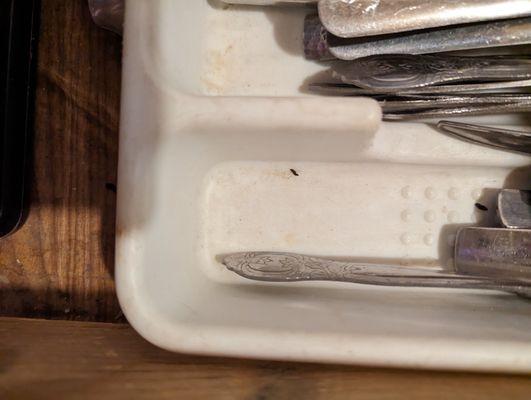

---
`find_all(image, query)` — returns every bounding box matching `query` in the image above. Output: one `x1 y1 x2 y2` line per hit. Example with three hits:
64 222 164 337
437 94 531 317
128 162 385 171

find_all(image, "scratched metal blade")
498 190 531 228
222 252 531 296
436 120 531 154
318 0 531 38
332 54 531 91
328 17 531 61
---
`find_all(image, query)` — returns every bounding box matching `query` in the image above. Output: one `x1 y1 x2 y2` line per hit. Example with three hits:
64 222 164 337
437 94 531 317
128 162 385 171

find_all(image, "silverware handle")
329 17 531 61
437 121 531 154
223 252 531 296
455 228 531 283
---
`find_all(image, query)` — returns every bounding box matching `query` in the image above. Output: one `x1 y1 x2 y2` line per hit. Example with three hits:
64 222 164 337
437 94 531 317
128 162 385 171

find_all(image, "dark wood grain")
0 0 123 321
1 318 531 400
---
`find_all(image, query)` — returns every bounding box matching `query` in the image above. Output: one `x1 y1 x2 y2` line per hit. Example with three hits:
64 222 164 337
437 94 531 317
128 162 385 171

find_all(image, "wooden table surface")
2 317 531 400
0 0 122 322
0 1 530 398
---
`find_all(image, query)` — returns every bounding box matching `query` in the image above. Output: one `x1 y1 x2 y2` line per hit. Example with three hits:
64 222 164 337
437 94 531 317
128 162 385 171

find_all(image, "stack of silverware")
302 0 531 120
225 0 531 152
225 0 531 121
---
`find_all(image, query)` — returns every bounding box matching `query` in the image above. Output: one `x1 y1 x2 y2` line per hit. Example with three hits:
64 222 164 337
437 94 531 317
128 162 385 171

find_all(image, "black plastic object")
0 0 40 237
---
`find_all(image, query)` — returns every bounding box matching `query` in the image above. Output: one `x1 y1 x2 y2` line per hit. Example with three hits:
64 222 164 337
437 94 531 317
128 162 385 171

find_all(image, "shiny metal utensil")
455 227 531 284
318 0 531 38
310 79 531 95
400 93 531 100
436 120 531 153
498 189 531 229
332 55 531 91
385 103 531 121
380 94 531 112
222 252 531 296
303 16 531 62
327 18 531 61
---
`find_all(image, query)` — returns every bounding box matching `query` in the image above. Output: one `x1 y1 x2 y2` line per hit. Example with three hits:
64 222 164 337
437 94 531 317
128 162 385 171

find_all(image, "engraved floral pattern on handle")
223 252 349 281
223 252 460 283
332 54 531 91
222 252 531 296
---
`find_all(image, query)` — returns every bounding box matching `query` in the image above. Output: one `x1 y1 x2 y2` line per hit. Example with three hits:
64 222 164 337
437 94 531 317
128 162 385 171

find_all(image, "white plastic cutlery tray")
116 0 531 371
